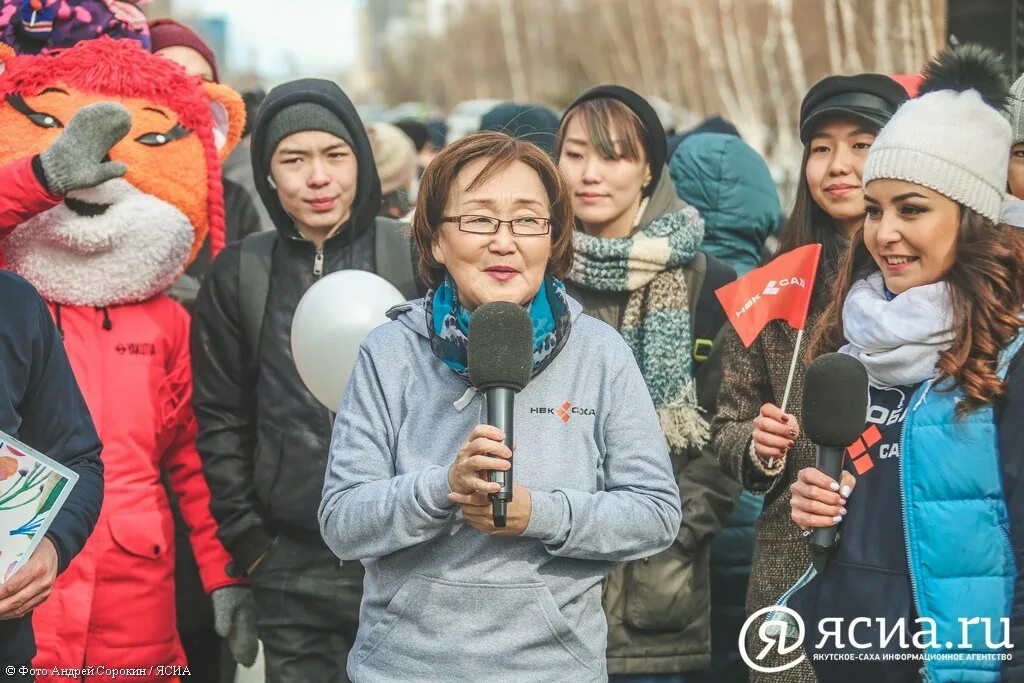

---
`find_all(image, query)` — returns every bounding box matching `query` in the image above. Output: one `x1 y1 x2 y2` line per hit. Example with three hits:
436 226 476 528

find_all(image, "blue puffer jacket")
778 332 1024 683
668 133 781 276
899 334 1024 681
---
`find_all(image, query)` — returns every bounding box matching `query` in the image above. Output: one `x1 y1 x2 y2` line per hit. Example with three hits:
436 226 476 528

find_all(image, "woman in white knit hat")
780 45 1024 683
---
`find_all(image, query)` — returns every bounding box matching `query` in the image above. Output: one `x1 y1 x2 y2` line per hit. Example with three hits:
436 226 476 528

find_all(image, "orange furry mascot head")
0 36 244 305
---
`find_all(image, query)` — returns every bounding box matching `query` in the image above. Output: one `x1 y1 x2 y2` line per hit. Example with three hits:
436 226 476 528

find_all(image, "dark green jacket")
670 132 777 681
568 172 741 674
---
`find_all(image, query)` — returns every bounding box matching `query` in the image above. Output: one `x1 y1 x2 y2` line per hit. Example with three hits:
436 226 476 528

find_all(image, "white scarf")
839 272 954 387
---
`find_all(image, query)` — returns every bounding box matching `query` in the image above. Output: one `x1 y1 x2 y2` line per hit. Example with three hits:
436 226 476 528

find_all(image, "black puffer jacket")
190 79 415 573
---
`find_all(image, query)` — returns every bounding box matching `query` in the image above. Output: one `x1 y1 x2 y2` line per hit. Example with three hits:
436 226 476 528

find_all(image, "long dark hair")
807 208 1024 415
776 144 855 274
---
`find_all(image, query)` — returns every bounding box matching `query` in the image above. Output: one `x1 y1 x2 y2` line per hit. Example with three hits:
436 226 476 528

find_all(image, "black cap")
561 84 666 195
799 74 909 143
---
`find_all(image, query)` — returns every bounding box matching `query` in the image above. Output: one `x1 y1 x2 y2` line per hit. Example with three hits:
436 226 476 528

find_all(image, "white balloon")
291 270 405 410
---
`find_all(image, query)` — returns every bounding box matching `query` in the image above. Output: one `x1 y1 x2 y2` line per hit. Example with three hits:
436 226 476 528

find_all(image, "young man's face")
269 130 358 236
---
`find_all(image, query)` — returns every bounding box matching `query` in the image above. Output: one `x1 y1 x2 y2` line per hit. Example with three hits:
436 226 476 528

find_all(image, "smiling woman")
711 72 909 683
318 131 682 681
430 158 554 310
788 45 1024 683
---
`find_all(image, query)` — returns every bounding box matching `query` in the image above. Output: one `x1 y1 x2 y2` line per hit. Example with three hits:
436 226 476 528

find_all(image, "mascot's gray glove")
38 102 131 195
211 585 259 667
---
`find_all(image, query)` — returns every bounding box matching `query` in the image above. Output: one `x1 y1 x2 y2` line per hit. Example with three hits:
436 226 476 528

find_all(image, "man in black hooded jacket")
191 79 418 682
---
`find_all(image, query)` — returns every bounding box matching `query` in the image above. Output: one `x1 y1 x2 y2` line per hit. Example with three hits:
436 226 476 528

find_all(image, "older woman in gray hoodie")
319 131 681 682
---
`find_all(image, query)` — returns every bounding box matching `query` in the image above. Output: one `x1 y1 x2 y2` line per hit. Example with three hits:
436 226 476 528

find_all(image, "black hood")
251 78 381 241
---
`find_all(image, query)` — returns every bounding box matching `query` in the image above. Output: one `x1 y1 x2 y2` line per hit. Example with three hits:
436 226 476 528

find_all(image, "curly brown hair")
807 208 1024 414
411 131 574 288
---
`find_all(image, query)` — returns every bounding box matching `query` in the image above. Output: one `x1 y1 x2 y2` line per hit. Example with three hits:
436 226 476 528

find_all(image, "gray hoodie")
319 295 681 682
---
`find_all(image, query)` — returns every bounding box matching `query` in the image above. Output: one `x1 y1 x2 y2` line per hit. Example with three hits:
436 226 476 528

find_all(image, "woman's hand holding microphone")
448 425 532 536
791 467 856 531
753 402 858 532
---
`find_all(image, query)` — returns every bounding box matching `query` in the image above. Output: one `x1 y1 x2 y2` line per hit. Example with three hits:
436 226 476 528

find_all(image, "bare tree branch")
761 7 798 201
656 0 686 107
823 0 842 74
720 0 763 144
873 0 893 73
686 0 742 122
776 0 808 95
837 0 866 72
898 0 917 72
920 0 938 59
499 0 528 101
599 2 638 84
628 0 658 95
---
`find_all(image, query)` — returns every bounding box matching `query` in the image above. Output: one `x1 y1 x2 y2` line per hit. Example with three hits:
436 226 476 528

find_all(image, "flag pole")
780 328 804 414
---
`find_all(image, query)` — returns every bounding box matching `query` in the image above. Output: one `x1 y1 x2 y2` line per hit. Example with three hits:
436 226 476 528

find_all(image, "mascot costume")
0 36 257 680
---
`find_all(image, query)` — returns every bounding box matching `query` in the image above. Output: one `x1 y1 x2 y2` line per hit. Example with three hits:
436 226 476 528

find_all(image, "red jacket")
0 156 239 680
0 156 60 271
0 156 60 231
31 299 239 681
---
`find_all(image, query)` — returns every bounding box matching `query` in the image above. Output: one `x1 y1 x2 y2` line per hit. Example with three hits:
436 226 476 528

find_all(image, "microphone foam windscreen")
467 301 534 391
802 352 869 447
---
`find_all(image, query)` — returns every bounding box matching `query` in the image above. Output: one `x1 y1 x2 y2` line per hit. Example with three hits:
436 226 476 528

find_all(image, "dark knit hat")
799 74 909 143
426 119 448 149
562 84 667 195
480 103 560 156
149 19 219 83
394 119 430 152
261 102 354 169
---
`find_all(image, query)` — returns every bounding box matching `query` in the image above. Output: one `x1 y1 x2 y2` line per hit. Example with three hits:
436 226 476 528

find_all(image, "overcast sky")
176 0 358 81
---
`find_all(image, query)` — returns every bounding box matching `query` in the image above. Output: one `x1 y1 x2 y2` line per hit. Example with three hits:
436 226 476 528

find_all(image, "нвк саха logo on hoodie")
530 401 596 423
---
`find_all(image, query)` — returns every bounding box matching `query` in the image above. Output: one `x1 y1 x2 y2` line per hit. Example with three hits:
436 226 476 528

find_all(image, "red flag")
715 243 822 347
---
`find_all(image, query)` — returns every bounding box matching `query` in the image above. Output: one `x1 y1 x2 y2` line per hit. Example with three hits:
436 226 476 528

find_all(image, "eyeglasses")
442 214 551 236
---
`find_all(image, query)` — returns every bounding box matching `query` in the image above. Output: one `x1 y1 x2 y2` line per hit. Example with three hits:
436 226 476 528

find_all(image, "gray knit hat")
1006 72 1024 144
261 102 354 168
863 45 1011 223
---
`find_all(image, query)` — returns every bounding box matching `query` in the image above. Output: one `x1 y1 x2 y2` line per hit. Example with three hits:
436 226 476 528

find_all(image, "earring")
267 175 277 190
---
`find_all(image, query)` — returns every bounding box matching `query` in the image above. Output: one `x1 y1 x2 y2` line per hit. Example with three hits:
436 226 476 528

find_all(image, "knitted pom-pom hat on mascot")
0 36 243 305
0 37 249 682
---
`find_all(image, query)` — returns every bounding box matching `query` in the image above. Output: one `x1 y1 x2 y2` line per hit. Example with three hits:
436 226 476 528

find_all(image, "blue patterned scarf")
426 275 571 383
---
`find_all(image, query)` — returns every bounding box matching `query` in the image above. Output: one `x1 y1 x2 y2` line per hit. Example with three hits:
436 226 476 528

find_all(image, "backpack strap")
693 252 737 368
374 216 420 299
238 231 278 367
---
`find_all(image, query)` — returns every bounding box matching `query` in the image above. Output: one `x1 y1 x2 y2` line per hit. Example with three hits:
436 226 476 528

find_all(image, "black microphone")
467 301 533 528
801 352 868 571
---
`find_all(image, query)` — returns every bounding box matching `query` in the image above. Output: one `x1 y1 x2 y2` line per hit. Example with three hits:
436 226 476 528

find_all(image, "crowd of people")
0 5 1022 683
